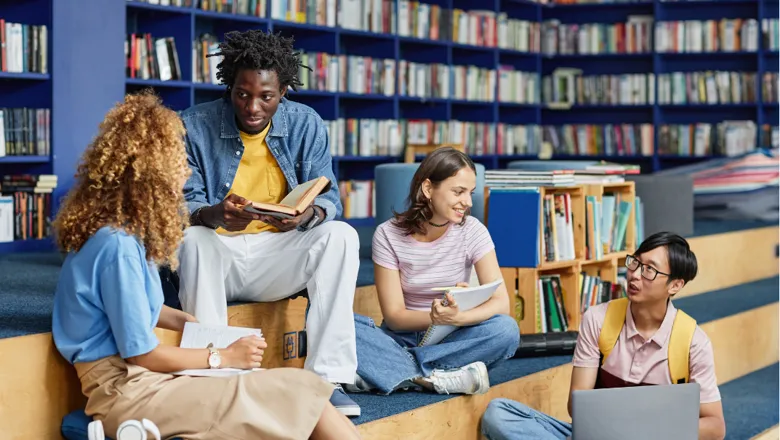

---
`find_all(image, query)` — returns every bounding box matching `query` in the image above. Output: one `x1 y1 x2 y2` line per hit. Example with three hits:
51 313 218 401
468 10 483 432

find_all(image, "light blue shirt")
52 226 162 364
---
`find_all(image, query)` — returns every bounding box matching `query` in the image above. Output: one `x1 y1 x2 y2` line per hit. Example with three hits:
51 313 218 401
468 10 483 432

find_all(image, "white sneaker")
424 361 490 395
343 374 373 393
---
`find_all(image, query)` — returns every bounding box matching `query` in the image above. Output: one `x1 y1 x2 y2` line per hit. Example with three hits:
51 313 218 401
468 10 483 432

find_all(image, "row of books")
0 108 51 158
130 0 265 15
0 21 48 74
196 46 517 103
657 121 763 157
543 72 655 106
541 16 654 55
584 193 635 260
397 63 497 102
324 119 774 158
193 34 220 84
535 274 569 333
657 71 758 105
541 192 577 263
324 119 542 157
0 174 57 243
543 124 654 157
135 0 542 53
654 19 760 53
126 34 183 81
295 52 397 96
339 180 376 219
580 272 627 315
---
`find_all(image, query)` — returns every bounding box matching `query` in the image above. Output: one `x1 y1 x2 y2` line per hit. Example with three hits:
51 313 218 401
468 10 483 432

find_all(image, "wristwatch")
303 206 322 230
206 343 221 369
194 207 216 230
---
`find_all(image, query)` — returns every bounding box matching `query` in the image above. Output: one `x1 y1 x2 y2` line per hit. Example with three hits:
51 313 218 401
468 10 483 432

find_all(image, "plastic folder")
487 188 541 268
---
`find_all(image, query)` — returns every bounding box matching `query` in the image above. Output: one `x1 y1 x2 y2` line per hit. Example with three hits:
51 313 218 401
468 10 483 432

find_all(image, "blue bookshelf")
1 0 777 251
0 0 124 253
0 0 52 252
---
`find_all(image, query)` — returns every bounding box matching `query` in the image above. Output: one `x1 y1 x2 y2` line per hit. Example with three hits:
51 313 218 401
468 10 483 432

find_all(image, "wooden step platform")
753 425 779 440
681 226 778 298
0 225 776 439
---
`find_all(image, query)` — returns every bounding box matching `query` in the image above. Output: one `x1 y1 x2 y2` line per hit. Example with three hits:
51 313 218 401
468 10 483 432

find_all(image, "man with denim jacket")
176 29 361 417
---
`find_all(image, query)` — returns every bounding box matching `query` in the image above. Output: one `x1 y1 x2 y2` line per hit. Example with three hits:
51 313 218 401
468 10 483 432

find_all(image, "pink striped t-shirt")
372 216 495 311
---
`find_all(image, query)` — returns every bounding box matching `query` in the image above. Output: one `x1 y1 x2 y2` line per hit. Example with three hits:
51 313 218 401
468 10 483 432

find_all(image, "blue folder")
486 188 541 268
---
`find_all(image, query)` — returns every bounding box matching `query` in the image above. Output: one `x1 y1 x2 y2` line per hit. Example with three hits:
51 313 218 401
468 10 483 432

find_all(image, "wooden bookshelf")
489 182 637 335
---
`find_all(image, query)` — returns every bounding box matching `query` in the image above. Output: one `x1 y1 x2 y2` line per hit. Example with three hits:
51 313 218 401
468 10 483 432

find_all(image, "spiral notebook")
418 279 504 347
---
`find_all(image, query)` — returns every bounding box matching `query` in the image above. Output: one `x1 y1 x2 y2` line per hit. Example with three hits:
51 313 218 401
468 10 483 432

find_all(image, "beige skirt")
74 355 334 440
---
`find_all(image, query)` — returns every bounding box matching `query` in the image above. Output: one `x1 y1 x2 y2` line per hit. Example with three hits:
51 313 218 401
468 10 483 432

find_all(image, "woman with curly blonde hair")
51 91 361 440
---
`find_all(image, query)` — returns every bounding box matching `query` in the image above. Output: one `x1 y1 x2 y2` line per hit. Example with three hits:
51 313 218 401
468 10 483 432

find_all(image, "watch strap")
304 206 321 230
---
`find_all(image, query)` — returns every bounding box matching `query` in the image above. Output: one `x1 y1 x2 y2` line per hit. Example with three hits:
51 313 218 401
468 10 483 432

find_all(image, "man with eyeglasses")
480 231 726 440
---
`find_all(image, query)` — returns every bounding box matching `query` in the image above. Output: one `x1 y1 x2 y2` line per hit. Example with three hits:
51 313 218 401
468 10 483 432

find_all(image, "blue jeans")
354 313 520 394
481 399 573 440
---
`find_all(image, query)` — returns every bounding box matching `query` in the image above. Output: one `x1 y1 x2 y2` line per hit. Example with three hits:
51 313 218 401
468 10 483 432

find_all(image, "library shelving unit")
490 182 637 335
0 0 52 253
0 0 125 255
122 0 776 226
123 0 546 229
2 0 777 253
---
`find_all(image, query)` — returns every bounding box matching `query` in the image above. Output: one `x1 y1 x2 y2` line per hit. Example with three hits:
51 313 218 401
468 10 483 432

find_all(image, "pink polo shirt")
572 299 721 404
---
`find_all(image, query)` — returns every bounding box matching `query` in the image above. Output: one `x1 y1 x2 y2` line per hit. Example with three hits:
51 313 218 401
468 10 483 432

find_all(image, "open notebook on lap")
418 279 504 347
571 382 700 440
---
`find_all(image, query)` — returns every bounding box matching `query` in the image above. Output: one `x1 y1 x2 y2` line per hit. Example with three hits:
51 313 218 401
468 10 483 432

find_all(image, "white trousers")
177 222 360 384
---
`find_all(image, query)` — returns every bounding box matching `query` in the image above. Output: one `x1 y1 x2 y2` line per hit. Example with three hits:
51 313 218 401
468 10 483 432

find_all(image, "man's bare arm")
567 366 599 417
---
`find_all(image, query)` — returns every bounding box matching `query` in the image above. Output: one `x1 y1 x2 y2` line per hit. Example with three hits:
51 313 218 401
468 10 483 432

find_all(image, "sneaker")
343 374 372 393
424 361 490 395
330 384 361 417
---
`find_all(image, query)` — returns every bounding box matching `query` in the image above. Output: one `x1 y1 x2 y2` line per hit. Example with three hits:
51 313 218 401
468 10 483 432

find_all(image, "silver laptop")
571 383 700 440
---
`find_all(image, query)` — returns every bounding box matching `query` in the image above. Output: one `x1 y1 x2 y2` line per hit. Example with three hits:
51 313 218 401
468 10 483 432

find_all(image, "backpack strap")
668 308 697 384
598 297 629 365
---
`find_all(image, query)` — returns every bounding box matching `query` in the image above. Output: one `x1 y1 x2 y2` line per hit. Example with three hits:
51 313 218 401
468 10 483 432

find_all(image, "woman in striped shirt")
348 147 521 396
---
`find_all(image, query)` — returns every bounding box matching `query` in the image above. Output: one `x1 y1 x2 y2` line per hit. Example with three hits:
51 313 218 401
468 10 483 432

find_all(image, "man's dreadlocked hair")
207 30 310 92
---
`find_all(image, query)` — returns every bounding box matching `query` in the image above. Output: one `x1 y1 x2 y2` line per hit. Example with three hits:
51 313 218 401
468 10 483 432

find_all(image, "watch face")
208 352 221 369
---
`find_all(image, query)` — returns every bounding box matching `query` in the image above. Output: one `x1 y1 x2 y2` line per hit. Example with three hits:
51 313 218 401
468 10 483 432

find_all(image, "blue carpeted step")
351 355 572 425
674 276 779 323
690 220 777 238
721 363 779 440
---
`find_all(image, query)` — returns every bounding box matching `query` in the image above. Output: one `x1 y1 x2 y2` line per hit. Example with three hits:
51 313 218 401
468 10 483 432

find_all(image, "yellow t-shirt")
216 123 287 235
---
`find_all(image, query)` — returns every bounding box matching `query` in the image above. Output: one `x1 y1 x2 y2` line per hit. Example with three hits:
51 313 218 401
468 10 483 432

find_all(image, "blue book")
487 188 542 268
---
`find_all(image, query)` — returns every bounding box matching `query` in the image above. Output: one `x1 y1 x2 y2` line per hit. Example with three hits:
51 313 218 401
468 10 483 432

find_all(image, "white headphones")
88 418 161 440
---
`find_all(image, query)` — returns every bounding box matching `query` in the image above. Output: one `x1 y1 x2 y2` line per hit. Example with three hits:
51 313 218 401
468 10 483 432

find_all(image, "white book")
0 196 12 243
172 322 264 377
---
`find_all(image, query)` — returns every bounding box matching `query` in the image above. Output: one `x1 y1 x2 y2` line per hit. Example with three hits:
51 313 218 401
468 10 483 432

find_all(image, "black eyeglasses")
625 255 671 281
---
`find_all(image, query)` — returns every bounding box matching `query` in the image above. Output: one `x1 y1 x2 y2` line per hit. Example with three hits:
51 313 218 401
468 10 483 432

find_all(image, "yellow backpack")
597 297 697 384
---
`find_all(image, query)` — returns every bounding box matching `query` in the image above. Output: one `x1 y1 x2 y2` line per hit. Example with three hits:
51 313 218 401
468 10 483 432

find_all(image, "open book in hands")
242 176 331 219
172 322 264 377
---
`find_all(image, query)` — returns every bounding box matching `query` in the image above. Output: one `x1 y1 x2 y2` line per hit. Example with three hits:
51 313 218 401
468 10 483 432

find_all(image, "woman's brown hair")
53 90 191 269
392 147 476 236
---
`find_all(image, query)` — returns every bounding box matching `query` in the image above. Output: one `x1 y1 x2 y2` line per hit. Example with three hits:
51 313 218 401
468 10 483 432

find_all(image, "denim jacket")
180 97 341 228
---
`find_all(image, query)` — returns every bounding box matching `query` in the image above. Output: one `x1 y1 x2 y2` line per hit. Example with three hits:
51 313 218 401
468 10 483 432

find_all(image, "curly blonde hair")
54 90 191 269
